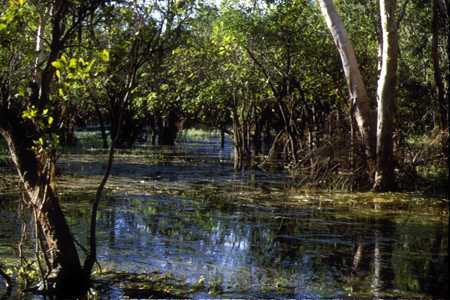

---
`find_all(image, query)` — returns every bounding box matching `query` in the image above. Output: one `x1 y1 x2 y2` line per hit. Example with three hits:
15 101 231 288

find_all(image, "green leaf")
100 49 110 62
17 86 26 96
48 116 54 126
51 61 62 69
69 58 77 68
22 106 37 119
85 59 95 73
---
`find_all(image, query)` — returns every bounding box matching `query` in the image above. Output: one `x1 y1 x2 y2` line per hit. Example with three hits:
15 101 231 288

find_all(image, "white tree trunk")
316 0 376 165
373 0 398 191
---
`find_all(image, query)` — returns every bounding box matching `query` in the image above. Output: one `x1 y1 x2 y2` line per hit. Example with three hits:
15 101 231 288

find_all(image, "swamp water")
0 139 448 299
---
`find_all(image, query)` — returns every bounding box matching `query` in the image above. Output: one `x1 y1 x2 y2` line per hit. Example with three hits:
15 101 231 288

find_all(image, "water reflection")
0 141 447 298
93 195 447 298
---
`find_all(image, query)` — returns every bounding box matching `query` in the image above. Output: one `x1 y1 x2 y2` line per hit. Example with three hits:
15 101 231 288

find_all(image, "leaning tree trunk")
317 0 377 170
373 0 398 191
0 120 85 296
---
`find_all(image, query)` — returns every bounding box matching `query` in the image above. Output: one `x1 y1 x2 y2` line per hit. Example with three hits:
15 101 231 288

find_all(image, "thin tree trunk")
432 0 448 130
149 116 157 145
264 130 286 167
252 120 262 155
350 107 356 184
446 0 450 131
33 13 45 82
95 103 108 148
373 0 398 191
308 125 314 172
232 108 243 170
84 70 135 277
220 127 225 149
83 142 115 274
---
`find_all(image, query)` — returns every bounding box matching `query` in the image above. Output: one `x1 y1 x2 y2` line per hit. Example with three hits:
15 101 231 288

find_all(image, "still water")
0 139 448 299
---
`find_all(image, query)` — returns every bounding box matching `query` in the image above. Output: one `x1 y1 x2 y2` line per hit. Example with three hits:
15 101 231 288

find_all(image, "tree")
373 0 398 191
316 0 376 167
0 0 113 295
431 0 448 130
317 0 398 191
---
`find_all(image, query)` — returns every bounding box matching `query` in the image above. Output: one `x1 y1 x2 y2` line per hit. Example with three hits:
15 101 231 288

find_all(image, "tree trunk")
263 130 288 167
232 109 244 170
233 135 243 170
220 127 225 149
149 116 158 145
112 110 141 148
35 188 86 295
60 113 77 147
447 0 450 130
373 0 398 191
432 0 448 130
317 0 376 170
158 110 179 146
318 0 400 190
252 121 262 155
0 123 85 296
158 123 178 146
261 107 275 154
95 103 109 149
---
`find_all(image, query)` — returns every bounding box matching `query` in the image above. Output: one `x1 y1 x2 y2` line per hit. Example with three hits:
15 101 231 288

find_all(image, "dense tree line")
0 0 448 296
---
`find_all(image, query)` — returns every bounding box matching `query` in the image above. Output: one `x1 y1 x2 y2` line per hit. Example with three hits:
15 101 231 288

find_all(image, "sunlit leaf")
100 49 110 62
51 61 62 69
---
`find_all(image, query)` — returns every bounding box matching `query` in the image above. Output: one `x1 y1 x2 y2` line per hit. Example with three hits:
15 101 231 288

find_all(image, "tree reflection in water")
90 195 448 298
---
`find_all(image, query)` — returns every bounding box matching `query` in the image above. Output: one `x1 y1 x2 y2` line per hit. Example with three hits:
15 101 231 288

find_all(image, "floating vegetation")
93 270 194 298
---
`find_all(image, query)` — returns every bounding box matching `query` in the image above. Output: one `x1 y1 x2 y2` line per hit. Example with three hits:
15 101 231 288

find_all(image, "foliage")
0 0 448 296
